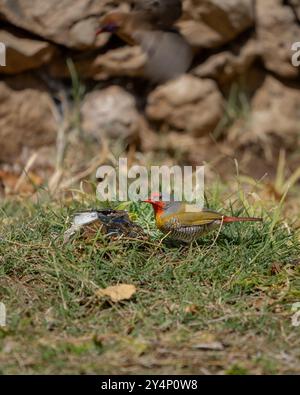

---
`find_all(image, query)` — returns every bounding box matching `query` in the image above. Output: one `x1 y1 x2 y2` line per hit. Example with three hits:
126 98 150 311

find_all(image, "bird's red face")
143 194 166 215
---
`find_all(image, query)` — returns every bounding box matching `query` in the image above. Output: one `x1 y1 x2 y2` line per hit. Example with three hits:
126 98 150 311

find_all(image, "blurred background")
0 0 299 205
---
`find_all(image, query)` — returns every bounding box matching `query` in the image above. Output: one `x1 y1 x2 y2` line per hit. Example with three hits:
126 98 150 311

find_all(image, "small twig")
14 152 38 193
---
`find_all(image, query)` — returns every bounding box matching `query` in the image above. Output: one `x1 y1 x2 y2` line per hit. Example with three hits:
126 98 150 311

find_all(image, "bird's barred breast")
160 217 220 242
167 226 208 242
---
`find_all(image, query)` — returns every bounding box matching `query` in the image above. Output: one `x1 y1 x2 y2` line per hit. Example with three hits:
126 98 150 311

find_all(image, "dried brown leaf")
96 284 136 303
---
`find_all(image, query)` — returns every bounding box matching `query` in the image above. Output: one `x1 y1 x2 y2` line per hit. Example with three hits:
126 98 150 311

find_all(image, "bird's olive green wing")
165 210 224 226
133 0 182 27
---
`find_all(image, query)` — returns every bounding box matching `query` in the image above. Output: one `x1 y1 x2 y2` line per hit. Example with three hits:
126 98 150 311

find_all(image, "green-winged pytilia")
143 198 263 243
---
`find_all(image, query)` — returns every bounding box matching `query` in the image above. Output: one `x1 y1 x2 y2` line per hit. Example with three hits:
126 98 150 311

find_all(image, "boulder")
228 75 300 150
179 0 254 48
256 0 300 79
92 46 147 80
81 86 147 142
0 74 58 163
0 0 126 49
0 29 56 74
49 46 146 80
193 38 260 85
289 0 300 20
146 74 224 137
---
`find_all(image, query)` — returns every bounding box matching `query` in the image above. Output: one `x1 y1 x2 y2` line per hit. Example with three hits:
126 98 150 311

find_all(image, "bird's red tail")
223 216 263 223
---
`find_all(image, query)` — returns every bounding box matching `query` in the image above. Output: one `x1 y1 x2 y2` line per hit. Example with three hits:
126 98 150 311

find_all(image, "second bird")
97 0 193 82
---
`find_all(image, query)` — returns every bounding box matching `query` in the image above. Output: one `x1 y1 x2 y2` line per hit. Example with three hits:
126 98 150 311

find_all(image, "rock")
228 75 300 152
81 86 147 142
193 38 260 85
179 0 254 48
0 0 126 49
93 46 147 80
0 29 56 74
289 0 300 20
256 0 300 79
68 18 102 50
0 74 58 163
146 75 224 137
49 46 146 80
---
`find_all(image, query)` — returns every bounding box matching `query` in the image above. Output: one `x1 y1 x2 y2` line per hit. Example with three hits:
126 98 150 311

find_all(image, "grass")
0 187 299 374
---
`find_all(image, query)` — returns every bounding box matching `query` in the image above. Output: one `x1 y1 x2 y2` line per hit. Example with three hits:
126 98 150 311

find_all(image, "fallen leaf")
0 169 43 196
96 284 136 302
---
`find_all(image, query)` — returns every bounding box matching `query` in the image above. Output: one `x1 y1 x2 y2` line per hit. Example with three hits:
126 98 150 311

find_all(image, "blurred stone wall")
0 0 299 166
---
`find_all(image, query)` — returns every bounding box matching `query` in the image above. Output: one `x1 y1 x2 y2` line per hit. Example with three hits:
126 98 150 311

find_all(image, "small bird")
143 198 263 243
96 0 193 82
